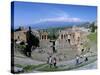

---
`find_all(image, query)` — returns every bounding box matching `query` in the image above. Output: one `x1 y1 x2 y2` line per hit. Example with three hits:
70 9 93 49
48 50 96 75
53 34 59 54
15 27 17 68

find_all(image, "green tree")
48 29 58 40
26 27 40 47
90 22 97 32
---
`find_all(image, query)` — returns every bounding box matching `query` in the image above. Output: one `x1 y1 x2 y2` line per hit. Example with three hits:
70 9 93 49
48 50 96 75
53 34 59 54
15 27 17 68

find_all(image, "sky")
12 1 97 29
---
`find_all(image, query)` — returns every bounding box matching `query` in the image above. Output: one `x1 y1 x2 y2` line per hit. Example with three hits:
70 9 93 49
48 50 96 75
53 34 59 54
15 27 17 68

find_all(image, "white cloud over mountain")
33 16 81 24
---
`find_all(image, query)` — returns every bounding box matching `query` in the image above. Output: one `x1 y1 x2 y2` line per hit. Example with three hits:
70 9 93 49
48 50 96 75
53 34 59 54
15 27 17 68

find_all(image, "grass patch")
87 32 97 42
23 64 46 72
18 45 26 50
38 65 66 71
15 64 25 68
83 41 90 48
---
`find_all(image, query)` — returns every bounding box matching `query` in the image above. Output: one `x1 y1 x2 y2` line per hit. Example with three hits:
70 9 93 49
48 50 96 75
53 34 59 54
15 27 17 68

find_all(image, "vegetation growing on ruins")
87 32 97 42
89 22 97 32
15 64 46 72
23 64 46 72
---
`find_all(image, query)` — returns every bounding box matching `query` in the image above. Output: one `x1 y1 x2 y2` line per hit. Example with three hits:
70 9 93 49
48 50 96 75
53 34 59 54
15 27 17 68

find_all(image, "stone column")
40 35 41 40
46 35 47 40
61 34 63 40
42 35 44 40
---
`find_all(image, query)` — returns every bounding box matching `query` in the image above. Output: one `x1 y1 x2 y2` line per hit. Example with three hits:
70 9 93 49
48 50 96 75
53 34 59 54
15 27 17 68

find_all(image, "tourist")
84 55 88 62
76 55 79 64
47 56 53 68
53 57 57 68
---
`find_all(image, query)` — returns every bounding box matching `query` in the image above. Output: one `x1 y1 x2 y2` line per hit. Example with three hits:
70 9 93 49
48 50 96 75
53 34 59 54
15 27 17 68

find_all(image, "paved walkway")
14 54 97 73
57 55 97 70
73 61 97 70
31 55 97 72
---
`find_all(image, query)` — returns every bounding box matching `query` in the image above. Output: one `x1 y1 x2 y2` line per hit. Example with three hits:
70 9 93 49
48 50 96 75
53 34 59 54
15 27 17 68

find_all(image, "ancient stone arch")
40 32 48 40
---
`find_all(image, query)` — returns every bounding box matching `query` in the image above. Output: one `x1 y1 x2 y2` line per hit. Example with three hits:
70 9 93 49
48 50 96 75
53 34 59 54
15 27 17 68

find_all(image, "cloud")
33 8 82 24
33 16 81 24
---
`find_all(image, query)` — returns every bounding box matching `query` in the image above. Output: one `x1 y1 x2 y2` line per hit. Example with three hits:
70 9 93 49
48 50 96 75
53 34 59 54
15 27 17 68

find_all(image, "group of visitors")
47 56 57 68
76 54 88 65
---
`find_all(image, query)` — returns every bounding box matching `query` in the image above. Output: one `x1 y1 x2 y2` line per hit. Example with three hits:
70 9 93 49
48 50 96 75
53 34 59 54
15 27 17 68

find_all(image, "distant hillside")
31 21 86 29
12 21 96 30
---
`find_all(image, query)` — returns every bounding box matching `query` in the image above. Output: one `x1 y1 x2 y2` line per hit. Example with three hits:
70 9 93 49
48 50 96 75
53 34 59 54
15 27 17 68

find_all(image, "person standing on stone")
47 56 53 68
76 55 79 65
53 57 57 68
